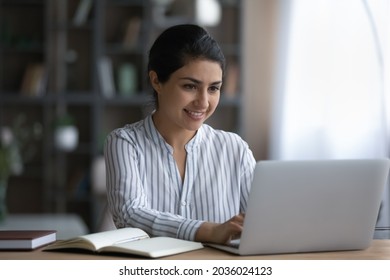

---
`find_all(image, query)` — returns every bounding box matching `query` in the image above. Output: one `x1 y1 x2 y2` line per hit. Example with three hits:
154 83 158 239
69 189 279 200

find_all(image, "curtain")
271 0 390 234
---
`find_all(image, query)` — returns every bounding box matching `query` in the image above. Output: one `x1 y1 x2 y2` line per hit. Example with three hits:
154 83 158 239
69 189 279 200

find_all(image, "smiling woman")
104 24 256 245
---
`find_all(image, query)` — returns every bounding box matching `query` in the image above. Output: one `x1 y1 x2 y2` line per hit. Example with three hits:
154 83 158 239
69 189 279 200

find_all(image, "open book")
43 228 203 258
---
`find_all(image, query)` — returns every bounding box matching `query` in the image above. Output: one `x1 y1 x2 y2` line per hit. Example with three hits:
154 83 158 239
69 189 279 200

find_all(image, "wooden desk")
1 240 390 260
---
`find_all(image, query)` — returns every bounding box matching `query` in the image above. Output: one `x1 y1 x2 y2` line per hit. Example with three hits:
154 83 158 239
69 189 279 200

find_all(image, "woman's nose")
194 90 208 107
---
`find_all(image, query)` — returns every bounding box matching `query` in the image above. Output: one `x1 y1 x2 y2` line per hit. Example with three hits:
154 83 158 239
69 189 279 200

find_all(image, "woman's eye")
209 86 220 93
183 84 197 90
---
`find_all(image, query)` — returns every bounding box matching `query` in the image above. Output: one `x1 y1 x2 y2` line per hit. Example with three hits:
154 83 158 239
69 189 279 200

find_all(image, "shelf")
0 94 48 104
104 43 145 55
58 93 95 104
107 0 145 6
1 0 243 232
102 93 151 105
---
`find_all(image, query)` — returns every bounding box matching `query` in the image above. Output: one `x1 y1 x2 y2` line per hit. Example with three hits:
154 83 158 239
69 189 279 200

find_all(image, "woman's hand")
195 213 245 244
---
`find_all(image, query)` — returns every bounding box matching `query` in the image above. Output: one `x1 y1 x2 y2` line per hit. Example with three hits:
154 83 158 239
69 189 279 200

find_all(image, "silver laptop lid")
238 159 390 255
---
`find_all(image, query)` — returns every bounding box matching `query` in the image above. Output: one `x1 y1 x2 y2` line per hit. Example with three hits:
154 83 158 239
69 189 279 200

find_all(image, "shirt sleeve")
104 129 203 241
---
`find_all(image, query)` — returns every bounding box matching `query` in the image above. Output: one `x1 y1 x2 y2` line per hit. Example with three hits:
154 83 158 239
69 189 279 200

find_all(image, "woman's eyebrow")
180 77 223 85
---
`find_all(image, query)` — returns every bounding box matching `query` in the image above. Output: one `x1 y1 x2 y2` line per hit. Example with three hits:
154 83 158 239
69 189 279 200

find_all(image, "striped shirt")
104 114 256 241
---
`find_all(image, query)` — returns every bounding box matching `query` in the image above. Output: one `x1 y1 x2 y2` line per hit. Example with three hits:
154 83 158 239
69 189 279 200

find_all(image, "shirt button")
181 201 187 206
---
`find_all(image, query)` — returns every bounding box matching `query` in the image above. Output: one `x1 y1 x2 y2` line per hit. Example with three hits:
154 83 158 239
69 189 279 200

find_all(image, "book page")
82 228 149 250
100 237 203 258
45 228 149 251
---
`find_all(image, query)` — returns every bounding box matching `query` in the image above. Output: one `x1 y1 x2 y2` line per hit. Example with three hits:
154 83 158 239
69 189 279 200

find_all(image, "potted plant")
0 115 42 221
53 114 79 152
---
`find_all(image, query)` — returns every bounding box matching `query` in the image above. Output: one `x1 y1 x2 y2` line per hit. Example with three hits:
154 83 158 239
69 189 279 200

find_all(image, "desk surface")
1 240 390 260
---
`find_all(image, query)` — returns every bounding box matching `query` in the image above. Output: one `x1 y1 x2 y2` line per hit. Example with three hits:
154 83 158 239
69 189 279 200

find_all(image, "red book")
0 230 56 250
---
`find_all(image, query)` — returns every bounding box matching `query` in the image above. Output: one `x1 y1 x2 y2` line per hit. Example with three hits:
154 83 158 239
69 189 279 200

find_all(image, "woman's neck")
152 113 196 150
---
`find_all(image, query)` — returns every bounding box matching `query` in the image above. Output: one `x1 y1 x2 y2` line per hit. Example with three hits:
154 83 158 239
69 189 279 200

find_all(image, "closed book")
98 57 116 98
122 17 141 48
73 0 93 26
20 63 46 97
44 228 203 258
0 230 57 250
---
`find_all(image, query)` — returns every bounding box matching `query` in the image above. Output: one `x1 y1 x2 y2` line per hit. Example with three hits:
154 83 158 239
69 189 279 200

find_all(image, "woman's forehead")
174 59 223 79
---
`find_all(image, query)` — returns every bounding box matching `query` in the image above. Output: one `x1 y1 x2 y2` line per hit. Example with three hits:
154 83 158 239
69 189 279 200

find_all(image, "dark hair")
147 24 226 107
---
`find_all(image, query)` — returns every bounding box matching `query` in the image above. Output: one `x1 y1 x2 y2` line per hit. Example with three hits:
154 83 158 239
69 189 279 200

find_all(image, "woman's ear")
149 71 161 93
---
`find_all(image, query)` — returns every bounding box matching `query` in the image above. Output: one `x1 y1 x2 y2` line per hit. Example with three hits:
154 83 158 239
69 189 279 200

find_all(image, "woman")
104 24 256 245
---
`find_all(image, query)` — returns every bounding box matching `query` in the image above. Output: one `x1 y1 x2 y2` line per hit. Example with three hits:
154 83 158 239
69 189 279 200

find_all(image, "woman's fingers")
195 213 246 244
223 213 246 242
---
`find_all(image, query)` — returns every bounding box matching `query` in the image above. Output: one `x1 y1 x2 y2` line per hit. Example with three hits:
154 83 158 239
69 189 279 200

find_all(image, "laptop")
208 159 390 255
